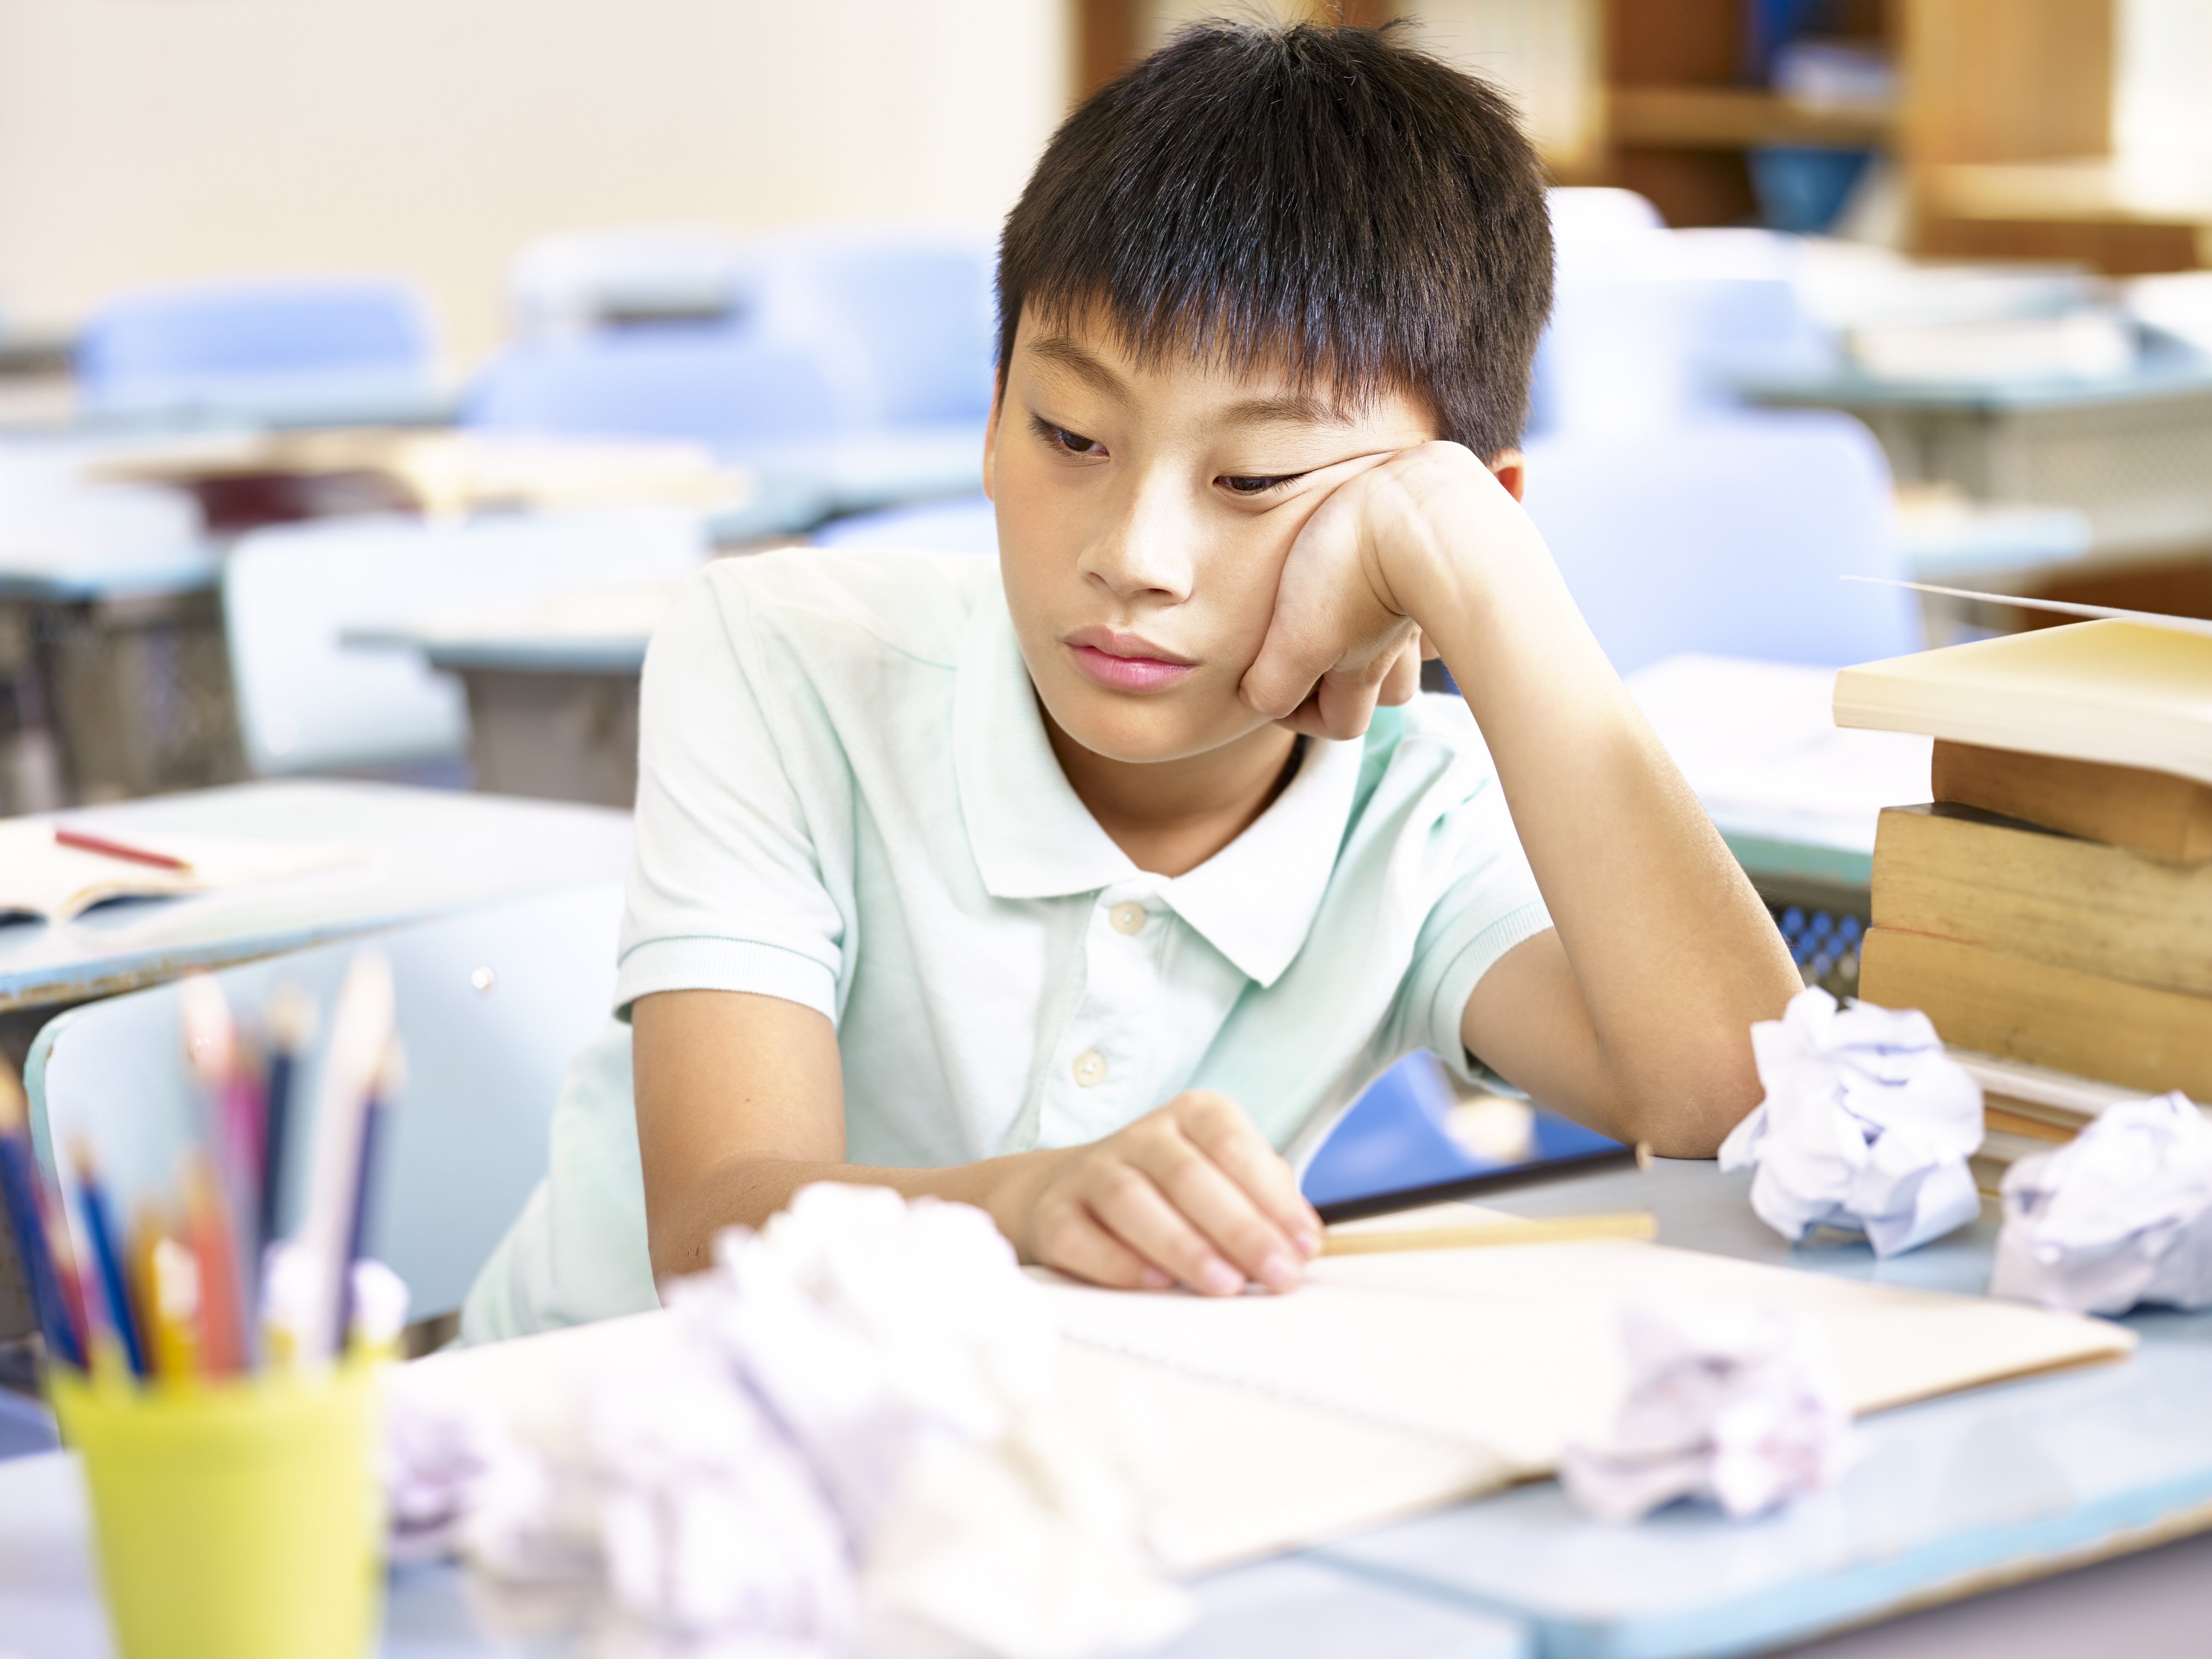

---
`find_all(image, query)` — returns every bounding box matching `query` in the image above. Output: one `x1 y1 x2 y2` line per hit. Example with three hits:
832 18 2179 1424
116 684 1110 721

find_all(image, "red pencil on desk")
53 826 192 872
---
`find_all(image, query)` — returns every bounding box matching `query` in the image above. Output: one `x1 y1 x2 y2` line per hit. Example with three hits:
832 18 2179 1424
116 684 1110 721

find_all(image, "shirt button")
1109 901 1148 935
1072 1049 1108 1087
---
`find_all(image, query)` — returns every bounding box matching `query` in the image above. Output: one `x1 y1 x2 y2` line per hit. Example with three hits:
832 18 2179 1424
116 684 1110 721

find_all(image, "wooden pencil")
1320 1211 1657 1256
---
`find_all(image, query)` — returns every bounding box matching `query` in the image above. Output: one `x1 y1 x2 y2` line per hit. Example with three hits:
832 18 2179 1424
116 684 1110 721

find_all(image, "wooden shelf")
1607 86 1894 150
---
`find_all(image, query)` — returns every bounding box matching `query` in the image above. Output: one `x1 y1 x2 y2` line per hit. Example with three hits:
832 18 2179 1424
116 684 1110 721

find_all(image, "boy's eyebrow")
1026 334 1359 430
1024 335 1132 403
1217 392 1358 429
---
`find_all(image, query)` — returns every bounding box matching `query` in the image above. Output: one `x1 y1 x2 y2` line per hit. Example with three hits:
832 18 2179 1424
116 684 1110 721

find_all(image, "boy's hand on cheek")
1004 1091 1324 1295
1240 441 1526 738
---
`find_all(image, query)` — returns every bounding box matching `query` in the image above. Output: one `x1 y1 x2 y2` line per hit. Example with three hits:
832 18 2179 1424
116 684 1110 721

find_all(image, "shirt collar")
954 582 1361 987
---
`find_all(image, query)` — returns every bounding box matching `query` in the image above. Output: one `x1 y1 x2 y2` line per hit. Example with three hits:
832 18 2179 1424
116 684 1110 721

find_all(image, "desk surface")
0 780 632 1013
5 1163 2211 1656
0 1447 1530 1659
1320 1162 2212 1658
1735 346 2212 414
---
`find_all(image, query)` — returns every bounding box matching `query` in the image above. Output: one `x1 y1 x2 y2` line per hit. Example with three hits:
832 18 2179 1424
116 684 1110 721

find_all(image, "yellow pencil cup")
50 1365 385 1659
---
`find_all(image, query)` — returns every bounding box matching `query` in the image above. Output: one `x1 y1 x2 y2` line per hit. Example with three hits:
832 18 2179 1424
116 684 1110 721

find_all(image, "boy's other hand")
1239 441 1529 738
1002 1090 1324 1295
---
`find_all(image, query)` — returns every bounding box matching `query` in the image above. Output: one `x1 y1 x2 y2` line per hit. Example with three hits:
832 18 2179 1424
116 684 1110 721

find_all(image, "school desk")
0 1445 1532 1659
0 779 632 1015
1737 350 2212 562
347 579 679 808
1303 1157 2212 1657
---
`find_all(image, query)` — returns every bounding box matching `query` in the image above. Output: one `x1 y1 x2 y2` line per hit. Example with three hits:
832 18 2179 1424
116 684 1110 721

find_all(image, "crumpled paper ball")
387 1183 1189 1659
1559 1304 1854 1523
1718 986 1984 1257
1990 1091 2212 1316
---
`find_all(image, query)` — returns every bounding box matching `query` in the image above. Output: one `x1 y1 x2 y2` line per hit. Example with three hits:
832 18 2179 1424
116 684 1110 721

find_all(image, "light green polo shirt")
463 547 1551 1342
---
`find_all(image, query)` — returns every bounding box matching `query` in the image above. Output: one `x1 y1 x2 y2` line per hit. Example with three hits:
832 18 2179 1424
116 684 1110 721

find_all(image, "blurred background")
1 0 2209 1193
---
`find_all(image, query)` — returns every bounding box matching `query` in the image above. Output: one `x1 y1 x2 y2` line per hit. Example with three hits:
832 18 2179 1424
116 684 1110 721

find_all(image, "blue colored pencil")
258 984 316 1259
333 1044 399 1351
0 1124 82 1371
70 1146 149 1380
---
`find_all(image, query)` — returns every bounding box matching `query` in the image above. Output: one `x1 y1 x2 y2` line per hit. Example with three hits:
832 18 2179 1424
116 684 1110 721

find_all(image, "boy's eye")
1220 474 1294 495
1033 417 1104 457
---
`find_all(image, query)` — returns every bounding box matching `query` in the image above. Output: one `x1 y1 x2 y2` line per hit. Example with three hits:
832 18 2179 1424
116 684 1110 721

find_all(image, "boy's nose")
1081 476 1197 603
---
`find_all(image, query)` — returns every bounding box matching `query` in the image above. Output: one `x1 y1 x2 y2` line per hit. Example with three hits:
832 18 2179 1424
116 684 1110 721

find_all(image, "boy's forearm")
647 1145 1070 1283
1407 522 1800 1153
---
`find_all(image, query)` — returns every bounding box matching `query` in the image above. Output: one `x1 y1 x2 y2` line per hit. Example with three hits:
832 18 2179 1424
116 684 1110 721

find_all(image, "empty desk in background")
350 579 683 808
1626 653 1930 960
0 778 631 1017
1737 354 2212 563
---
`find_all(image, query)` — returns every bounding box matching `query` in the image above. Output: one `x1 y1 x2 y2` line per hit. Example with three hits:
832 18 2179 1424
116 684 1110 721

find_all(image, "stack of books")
1834 617 2212 1176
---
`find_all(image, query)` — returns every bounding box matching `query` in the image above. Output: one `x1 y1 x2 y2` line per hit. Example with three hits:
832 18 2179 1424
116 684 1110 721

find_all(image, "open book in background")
0 821 367 923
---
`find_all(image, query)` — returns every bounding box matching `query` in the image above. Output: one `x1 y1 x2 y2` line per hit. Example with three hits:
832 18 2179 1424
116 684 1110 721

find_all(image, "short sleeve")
613 568 847 1021
1385 727 1554 1084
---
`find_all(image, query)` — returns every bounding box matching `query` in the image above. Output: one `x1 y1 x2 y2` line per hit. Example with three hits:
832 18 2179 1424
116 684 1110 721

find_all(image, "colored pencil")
1320 1211 1658 1256
183 1152 247 1377
53 825 191 871
70 1144 149 1379
335 1041 402 1350
294 953 394 1369
146 1235 201 1381
0 1068 83 1370
258 982 317 1252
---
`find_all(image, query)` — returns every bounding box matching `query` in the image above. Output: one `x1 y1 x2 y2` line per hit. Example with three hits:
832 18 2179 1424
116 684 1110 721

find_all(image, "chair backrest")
1520 410 1917 675
747 227 999 427
509 224 759 339
464 332 847 450
77 279 437 424
222 508 707 775
811 492 997 554
25 881 623 1324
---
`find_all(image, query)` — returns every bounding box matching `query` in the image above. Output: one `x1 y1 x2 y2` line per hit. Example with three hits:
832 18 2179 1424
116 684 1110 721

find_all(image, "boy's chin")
1044 688 1272 767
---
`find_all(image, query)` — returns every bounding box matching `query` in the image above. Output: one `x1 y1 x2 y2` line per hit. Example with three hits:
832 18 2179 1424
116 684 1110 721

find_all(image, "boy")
463 20 1799 1339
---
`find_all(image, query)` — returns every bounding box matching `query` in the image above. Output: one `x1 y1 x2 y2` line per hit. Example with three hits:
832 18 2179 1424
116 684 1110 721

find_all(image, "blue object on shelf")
1749 145 1874 235
78 278 439 426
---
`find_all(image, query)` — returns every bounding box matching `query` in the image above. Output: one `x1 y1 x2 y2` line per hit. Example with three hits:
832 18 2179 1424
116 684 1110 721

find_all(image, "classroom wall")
0 0 1069 367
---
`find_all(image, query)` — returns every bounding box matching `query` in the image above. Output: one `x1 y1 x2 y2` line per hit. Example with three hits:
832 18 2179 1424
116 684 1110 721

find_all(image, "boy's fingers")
1034 1203 1172 1290
1176 1107 1322 1254
1136 1135 1305 1291
1378 638 1422 706
1083 1163 1248 1296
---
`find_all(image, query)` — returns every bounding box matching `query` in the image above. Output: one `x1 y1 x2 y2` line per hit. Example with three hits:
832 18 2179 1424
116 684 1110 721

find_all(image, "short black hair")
995 19 1554 461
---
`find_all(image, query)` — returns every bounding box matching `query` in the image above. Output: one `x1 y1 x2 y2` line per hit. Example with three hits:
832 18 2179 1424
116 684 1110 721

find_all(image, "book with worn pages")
404 1212 2134 1574
1833 620 2212 787
0 821 365 923
1930 740 2212 864
1844 616 2212 1111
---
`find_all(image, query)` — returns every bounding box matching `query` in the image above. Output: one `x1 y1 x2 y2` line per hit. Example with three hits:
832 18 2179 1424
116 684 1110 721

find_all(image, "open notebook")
411 1204 2130 1576
0 821 366 923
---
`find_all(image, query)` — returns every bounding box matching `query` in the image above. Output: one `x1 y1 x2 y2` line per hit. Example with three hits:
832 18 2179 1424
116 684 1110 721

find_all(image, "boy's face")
984 307 1447 765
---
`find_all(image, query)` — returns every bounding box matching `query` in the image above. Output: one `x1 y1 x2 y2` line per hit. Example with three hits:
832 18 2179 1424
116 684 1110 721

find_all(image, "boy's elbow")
1608 1027 1767 1161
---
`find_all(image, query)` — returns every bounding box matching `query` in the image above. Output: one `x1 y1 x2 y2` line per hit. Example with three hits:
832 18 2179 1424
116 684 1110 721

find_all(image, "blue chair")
1304 1053 1628 1212
748 228 997 427
77 278 439 426
25 882 624 1326
464 331 847 450
811 493 997 554
1520 410 1916 675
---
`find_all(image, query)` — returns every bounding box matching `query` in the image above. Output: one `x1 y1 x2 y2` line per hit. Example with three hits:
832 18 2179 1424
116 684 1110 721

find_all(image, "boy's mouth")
1062 626 1197 693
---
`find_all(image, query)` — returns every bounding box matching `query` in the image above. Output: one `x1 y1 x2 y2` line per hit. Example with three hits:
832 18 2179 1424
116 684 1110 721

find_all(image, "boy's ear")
1488 449 1525 503
981 369 1003 503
